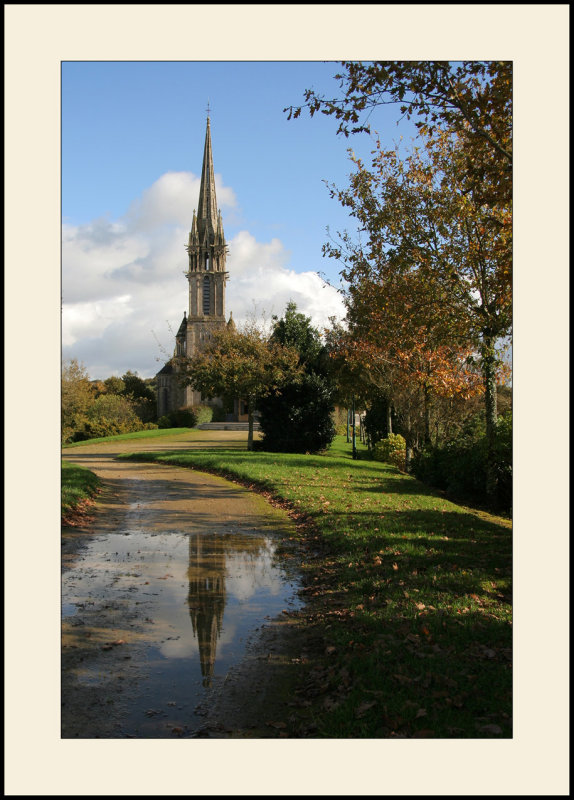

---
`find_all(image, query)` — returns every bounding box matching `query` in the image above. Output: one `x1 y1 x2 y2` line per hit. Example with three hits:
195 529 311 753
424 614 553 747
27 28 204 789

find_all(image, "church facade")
156 116 237 419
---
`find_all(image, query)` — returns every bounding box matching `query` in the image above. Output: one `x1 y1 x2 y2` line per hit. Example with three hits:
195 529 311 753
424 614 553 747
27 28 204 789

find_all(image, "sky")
62 61 419 380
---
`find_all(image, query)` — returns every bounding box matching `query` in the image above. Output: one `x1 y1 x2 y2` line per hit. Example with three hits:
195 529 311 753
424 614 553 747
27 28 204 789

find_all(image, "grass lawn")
121 434 512 738
61 460 102 524
62 427 193 448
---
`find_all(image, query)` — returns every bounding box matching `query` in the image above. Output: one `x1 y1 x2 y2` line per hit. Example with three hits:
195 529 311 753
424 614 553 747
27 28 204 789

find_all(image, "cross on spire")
206 99 211 119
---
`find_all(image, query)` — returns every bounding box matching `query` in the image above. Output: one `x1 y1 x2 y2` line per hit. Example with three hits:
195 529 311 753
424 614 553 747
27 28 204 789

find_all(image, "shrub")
412 410 512 511
169 407 198 428
83 394 144 439
258 373 336 453
156 407 197 429
371 433 407 471
191 404 214 425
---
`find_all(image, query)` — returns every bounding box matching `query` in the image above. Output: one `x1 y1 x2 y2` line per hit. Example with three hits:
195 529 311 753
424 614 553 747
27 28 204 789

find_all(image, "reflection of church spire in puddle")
187 533 227 687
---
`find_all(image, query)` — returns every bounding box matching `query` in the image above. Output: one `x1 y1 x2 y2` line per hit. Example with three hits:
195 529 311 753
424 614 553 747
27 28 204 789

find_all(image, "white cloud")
62 172 345 379
226 230 345 332
125 171 237 232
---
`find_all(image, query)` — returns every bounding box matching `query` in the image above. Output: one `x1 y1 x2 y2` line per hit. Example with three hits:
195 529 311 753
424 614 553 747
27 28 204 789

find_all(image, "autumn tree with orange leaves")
324 124 511 498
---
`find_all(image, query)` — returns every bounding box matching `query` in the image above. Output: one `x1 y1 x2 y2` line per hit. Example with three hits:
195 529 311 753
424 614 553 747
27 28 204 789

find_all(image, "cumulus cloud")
62 172 346 379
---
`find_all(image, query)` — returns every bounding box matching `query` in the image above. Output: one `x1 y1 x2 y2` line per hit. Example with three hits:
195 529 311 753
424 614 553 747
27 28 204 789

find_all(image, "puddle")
62 503 302 737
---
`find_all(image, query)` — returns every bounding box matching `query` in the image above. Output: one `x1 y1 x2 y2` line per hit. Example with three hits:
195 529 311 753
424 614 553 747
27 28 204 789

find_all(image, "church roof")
176 312 187 338
157 360 176 376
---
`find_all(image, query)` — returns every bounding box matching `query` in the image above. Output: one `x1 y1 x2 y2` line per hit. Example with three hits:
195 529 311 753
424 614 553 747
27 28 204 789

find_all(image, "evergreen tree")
257 302 336 453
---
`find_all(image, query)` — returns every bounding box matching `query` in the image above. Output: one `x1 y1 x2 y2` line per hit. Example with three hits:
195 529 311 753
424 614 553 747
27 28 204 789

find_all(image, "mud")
61 431 315 738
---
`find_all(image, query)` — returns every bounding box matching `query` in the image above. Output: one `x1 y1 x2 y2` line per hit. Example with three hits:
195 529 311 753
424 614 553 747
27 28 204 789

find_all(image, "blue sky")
62 61 419 379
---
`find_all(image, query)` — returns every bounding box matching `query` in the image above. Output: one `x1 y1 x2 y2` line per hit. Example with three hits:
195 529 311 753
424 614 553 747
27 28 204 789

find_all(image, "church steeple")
156 112 233 418
186 115 228 279
196 116 218 242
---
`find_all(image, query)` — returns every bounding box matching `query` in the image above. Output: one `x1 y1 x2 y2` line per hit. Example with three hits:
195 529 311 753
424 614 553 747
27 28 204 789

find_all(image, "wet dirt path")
61 431 305 738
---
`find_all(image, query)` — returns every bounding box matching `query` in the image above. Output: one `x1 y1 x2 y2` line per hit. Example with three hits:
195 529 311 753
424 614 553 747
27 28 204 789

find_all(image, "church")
156 115 242 420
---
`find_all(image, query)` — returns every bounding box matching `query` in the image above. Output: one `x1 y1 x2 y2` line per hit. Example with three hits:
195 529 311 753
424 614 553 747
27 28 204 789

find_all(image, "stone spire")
196 116 218 244
186 115 227 276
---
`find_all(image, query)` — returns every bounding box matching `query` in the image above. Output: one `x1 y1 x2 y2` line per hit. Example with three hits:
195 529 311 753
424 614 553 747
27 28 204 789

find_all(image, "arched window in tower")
203 275 211 314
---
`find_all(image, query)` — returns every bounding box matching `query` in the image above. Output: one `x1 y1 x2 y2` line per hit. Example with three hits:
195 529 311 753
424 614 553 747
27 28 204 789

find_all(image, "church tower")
185 115 229 363
156 115 231 416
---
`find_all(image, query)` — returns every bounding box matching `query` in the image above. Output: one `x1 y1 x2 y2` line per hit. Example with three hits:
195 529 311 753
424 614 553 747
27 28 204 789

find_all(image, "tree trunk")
247 396 255 451
387 401 393 436
423 383 431 446
482 336 498 505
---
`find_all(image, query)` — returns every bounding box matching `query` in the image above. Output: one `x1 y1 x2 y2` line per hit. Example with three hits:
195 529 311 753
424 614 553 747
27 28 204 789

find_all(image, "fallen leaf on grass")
355 701 377 718
478 723 503 735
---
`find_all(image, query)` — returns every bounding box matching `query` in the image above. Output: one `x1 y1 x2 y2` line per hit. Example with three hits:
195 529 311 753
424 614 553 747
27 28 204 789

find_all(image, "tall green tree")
179 321 301 450
257 302 336 454
121 371 156 422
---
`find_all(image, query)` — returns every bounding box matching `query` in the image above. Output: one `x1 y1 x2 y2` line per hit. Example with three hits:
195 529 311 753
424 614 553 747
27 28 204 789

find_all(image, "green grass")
63 427 194 448
120 435 512 739
61 460 101 518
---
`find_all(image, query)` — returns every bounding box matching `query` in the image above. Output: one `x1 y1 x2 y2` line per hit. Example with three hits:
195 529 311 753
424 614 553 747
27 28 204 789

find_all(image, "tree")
179 321 301 451
257 302 337 453
84 394 144 439
103 376 126 396
61 359 95 443
324 127 511 499
121 371 156 423
285 60 512 207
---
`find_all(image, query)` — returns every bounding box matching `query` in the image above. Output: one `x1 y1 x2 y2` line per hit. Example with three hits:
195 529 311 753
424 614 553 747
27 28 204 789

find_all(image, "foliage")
179 318 302 450
285 60 512 207
412 409 512 511
257 372 336 453
191 404 215 425
81 394 144 440
324 126 510 493
157 407 197 429
123 434 512 738
257 303 336 453
121 370 155 402
62 359 96 443
371 433 407 471
103 376 126 395
121 371 157 422
290 60 512 502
